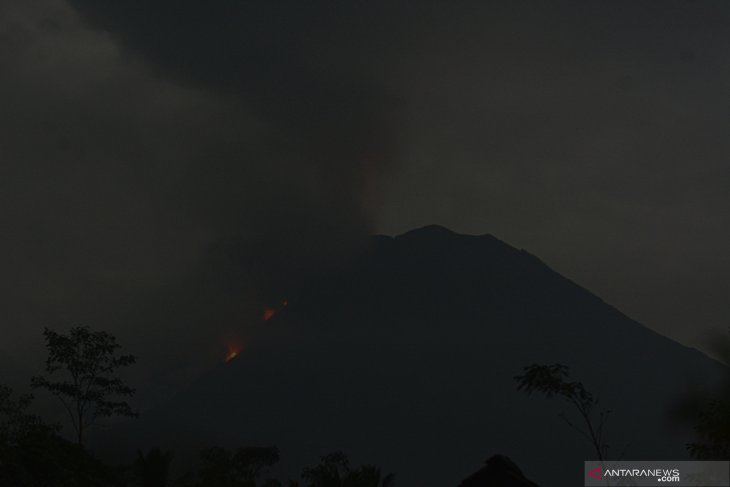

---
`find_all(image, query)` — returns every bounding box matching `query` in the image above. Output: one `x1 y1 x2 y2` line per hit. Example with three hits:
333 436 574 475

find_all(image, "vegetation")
175 446 281 487
687 399 730 459
135 448 174 487
301 452 395 487
0 384 124 486
7 325 723 485
1 326 398 487
515 363 612 461
31 326 137 445
173 448 394 487
684 329 730 459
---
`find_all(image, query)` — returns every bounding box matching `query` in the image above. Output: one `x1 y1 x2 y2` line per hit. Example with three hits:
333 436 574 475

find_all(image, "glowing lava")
224 347 240 363
262 299 288 322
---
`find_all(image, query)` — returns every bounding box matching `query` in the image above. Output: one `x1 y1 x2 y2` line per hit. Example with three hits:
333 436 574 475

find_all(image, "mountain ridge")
388 225 715 362
110 225 726 487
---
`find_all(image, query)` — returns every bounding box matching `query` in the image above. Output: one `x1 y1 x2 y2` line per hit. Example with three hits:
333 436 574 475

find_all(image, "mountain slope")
132 225 725 486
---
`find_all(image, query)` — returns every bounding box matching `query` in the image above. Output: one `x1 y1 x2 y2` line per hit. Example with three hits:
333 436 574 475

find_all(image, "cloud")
5 0 730 407
0 0 403 400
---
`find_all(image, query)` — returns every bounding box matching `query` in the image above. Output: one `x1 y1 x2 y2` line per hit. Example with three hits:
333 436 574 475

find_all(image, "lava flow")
224 346 240 363
263 299 288 322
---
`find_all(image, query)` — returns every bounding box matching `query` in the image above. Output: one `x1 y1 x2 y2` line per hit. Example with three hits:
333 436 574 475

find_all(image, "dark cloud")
0 0 404 402
2 0 730 409
375 0 730 351
63 0 407 292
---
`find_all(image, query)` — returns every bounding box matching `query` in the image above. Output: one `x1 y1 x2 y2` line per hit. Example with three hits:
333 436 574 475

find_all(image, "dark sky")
2 0 729 394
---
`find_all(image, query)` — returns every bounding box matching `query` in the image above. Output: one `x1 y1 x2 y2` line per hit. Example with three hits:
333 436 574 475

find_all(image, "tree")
0 384 124 487
684 329 730 459
515 363 611 461
0 383 59 484
176 446 281 487
135 448 174 487
233 446 281 484
301 452 395 487
301 452 349 487
687 399 730 459
31 326 137 445
0 384 57 447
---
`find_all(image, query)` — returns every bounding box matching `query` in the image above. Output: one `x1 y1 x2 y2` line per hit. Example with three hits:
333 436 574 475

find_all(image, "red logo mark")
588 466 603 480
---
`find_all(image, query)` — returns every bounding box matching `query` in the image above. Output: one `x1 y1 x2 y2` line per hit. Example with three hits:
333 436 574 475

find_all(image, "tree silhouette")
684 329 730 459
687 400 730 459
176 446 281 487
301 452 394 487
31 326 137 445
301 452 350 487
136 448 174 487
1 383 59 483
0 384 122 486
0 384 57 446
515 363 611 461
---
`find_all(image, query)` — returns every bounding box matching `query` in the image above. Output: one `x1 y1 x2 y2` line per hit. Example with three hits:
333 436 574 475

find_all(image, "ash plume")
0 0 403 399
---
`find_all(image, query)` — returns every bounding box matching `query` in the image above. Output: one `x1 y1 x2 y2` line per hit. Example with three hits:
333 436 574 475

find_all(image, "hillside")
124 226 725 486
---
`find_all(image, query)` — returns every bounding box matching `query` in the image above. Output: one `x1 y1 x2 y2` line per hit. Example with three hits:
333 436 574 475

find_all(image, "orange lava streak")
225 347 240 363
263 299 288 321
263 308 276 321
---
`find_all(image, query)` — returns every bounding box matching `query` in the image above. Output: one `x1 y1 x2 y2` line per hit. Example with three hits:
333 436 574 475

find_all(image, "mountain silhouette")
120 225 726 487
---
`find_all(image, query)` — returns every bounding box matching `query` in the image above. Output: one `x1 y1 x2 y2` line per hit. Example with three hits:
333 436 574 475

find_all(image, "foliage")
687 399 730 459
135 448 174 487
301 452 395 487
0 384 58 446
515 363 611 461
0 384 125 487
683 329 730 459
173 448 393 487
175 446 281 487
31 326 137 445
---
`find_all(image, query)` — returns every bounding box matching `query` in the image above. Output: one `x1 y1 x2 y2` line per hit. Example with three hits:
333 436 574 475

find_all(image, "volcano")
129 225 725 487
